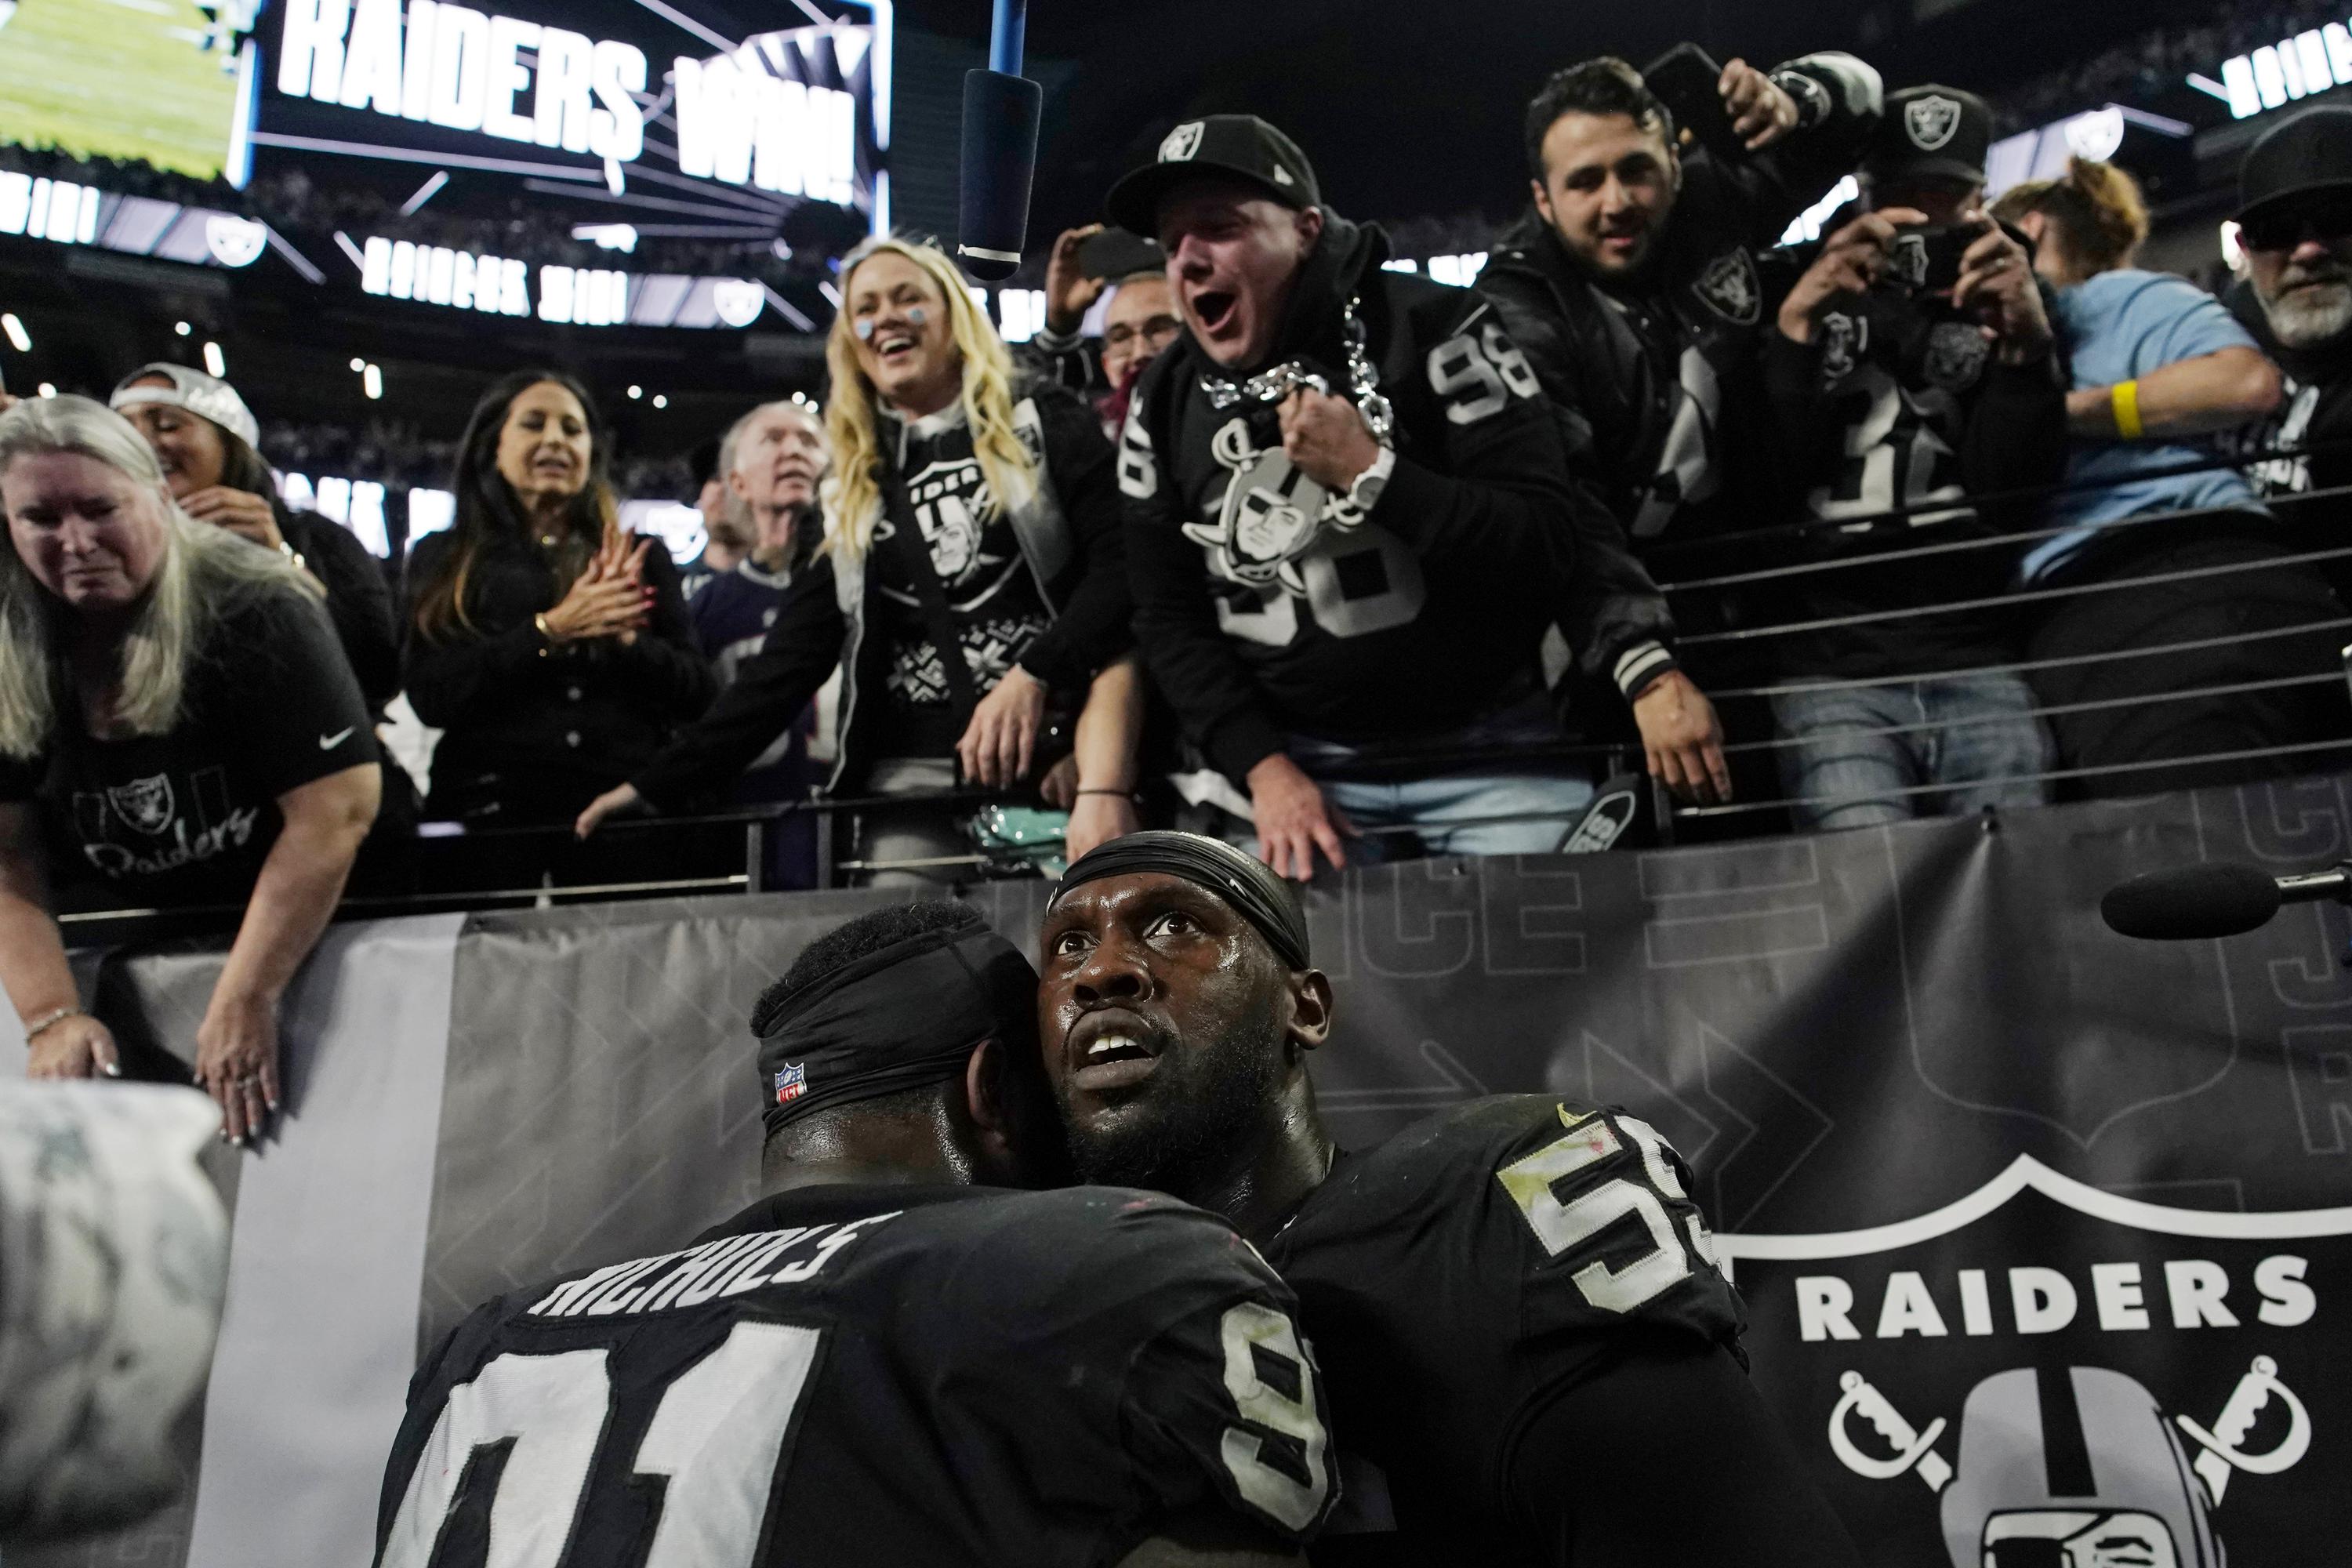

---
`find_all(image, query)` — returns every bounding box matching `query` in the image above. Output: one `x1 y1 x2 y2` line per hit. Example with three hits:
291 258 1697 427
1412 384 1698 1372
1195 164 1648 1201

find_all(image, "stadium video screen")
0 0 888 219
0 0 249 180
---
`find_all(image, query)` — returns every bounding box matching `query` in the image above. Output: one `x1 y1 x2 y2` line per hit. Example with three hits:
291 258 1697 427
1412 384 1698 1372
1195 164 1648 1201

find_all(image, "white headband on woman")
108 364 260 450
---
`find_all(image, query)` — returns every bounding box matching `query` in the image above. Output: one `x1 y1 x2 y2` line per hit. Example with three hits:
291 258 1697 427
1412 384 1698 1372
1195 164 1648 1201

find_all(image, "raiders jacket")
631 379 1124 807
1123 212 1581 785
1477 52 1882 701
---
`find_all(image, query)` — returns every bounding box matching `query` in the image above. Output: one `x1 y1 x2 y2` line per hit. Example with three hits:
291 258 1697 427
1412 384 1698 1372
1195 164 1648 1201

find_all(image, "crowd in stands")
1992 0 2339 135
9 47 2352 1137
0 143 857 283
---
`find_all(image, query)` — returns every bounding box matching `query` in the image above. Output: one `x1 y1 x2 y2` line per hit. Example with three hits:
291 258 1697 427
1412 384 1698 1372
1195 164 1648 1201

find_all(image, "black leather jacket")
1477 52 1882 699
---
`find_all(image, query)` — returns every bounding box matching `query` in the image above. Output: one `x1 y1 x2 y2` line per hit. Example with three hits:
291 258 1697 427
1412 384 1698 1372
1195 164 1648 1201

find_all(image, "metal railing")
47 439 2352 933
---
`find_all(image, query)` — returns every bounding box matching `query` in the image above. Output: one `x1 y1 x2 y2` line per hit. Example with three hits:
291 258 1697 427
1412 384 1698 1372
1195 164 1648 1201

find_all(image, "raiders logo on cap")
1904 93 1965 152
1160 121 1205 162
1693 249 1762 326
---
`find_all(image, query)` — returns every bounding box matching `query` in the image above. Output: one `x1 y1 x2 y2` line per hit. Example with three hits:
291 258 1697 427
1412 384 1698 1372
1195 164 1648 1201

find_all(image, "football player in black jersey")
374 901 1339 1567
1038 833 1864 1565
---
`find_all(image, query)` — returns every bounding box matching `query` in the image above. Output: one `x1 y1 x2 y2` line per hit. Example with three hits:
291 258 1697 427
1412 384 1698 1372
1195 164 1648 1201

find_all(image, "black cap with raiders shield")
1106 114 1320 238
2235 105 2352 233
1866 85 1993 186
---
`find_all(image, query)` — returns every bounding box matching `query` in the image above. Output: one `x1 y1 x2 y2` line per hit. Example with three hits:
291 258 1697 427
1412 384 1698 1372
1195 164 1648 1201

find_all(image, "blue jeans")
1771 674 2052 831
1318 771 1598 859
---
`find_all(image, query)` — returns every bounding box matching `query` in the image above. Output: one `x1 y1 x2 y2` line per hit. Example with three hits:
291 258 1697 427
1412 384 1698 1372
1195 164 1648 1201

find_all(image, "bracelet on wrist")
22 1005 85 1042
1075 787 1137 798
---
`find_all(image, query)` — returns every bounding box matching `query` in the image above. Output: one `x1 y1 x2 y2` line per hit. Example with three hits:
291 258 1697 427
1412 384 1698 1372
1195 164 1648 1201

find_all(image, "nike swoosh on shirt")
318 728 355 750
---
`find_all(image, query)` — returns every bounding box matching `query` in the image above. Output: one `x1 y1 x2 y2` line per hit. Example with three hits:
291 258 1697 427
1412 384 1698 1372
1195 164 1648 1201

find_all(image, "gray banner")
30 778 2352 1563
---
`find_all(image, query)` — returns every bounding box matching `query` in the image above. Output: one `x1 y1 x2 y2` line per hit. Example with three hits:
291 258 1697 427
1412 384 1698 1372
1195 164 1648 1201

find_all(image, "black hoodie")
1122 213 1581 784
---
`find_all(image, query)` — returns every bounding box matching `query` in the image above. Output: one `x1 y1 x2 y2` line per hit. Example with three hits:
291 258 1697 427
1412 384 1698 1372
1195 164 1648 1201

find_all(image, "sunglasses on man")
2241 187 2352 252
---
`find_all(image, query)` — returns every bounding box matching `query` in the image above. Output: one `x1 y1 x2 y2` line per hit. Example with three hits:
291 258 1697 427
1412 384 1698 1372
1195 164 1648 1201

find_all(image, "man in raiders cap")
2229 104 2352 595
376 902 1338 1567
1109 115 1594 878
1040 833 1864 1564
1754 85 2063 830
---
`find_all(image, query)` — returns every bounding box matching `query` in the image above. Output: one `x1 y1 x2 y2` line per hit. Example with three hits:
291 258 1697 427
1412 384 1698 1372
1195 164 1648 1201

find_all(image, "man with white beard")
2230 106 2352 606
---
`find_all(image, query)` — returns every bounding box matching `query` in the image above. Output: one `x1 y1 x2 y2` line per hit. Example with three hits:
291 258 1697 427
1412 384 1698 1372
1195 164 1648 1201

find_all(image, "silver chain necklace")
1199 292 1395 445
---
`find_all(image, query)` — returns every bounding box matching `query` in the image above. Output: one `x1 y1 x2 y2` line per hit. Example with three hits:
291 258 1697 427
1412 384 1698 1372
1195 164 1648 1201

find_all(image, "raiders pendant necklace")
1200 293 1396 444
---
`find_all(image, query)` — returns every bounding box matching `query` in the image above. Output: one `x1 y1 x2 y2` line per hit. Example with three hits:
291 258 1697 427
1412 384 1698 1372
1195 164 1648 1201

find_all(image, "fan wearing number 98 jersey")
372 1181 1338 1568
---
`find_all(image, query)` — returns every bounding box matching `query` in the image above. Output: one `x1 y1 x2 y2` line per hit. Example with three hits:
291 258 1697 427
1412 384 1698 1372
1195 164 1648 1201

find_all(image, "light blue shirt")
2023 269 2267 582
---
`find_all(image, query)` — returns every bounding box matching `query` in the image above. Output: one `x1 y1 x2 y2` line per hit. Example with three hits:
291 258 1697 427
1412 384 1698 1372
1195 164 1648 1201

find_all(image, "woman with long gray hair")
0 396 381 1145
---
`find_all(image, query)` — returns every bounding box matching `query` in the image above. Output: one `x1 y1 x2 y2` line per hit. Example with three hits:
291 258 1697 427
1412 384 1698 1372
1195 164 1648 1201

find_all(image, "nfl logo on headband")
774 1062 808 1105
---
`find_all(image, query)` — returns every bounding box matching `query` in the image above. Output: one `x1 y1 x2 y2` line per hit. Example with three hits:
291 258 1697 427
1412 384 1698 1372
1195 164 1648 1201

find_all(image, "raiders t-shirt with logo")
865 414 1056 757
0 583 377 910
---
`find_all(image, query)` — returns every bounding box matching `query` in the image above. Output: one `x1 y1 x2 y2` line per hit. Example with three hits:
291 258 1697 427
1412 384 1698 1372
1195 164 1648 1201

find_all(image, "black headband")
753 923 1037 1134
1052 831 1311 971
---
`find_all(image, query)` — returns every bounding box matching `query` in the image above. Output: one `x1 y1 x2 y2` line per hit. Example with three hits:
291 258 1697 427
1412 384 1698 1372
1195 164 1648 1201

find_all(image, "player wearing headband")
1039 833 1864 1564
374 902 1338 1567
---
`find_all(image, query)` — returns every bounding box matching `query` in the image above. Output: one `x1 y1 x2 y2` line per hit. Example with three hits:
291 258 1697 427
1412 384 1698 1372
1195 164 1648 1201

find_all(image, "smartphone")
1078 228 1163 281
1886 223 1975 296
1643 43 1744 164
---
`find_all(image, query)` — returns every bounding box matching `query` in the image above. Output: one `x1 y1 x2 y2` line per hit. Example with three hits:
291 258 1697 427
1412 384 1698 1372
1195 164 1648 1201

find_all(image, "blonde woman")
0 396 380 1145
1991 160 2342 793
576 237 1141 882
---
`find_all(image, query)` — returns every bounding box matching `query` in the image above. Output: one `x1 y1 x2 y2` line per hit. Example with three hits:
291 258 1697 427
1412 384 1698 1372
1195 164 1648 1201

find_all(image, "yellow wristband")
2111 378 2143 440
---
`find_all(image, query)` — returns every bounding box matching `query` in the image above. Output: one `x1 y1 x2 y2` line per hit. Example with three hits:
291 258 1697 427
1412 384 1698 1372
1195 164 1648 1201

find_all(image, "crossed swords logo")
1830 1357 2311 1505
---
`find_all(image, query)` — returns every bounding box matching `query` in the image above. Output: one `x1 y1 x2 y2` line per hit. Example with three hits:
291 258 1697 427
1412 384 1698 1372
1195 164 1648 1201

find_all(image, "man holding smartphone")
1477 49 1880 809
1755 85 2066 830
1026 225 1184 437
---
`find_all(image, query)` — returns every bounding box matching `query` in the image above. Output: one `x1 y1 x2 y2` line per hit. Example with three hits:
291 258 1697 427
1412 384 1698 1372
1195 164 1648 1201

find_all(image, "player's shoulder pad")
1306 1094 1722 1269
948 1185 1288 1330
1351 1093 1614 1181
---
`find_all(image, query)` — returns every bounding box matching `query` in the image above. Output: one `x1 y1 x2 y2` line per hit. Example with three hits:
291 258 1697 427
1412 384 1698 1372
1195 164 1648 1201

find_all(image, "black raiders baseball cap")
1866 85 1993 186
2235 105 2352 230
1105 114 1321 238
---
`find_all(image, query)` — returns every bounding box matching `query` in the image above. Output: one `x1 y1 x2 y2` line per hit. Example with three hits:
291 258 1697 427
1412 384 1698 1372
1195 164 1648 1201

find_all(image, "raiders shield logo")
1160 121 1205 163
1182 416 1348 596
1904 93 1964 152
1817 310 1867 385
1719 1154 2348 1566
1922 320 1991 392
1888 232 1931 292
107 774 176 837
1693 249 1761 325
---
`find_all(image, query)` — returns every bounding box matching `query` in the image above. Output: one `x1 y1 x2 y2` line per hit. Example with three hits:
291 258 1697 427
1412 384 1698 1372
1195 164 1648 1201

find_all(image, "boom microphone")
2100 860 2352 940
956 0 1040 283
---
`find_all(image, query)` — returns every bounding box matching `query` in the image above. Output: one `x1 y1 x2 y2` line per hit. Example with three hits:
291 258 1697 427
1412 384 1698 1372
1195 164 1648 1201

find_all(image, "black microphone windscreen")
2100 862 2283 940
957 69 1042 284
